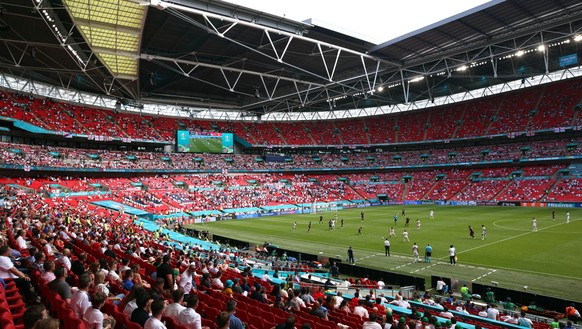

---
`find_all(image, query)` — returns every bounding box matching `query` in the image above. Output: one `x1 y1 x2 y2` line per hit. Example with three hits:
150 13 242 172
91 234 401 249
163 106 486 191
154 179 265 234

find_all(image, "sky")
224 0 494 44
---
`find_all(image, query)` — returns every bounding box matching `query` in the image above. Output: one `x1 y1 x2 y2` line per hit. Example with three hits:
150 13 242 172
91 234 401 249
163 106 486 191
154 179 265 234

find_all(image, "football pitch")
189 137 222 153
188 205 582 302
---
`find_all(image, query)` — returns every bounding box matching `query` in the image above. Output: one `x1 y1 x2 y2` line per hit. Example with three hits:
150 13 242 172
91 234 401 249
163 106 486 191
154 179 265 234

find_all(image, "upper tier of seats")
1 77 581 146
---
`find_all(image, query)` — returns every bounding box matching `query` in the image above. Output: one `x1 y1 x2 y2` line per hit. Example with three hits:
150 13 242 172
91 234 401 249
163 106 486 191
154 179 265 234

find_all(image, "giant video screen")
176 130 234 154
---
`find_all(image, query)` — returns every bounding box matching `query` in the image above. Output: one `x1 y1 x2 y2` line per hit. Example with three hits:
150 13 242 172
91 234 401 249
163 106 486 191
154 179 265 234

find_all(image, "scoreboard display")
176 130 234 154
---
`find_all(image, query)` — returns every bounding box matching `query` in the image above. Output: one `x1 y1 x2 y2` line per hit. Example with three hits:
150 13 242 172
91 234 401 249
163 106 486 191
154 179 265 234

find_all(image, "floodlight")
515 50 524 57
457 65 468 72
537 45 546 52
377 86 384 92
409 76 424 83
574 34 582 42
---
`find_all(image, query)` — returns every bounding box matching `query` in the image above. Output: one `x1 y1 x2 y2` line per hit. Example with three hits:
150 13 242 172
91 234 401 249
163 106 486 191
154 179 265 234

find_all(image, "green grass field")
187 205 582 302
189 137 222 153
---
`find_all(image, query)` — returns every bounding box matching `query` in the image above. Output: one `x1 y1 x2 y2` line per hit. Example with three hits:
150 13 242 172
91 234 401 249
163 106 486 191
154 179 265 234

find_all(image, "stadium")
0 0 581 329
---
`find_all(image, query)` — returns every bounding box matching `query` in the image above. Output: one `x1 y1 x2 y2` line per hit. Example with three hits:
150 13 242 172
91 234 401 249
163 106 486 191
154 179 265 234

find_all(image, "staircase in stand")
450 103 468 139
303 123 317 145
343 182 367 200
332 122 344 144
422 111 431 141
483 94 507 135
402 182 410 201
420 180 441 200
490 179 513 202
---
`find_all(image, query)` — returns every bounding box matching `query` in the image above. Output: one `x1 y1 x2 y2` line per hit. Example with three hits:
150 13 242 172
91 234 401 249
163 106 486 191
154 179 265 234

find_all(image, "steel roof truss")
259 75 280 100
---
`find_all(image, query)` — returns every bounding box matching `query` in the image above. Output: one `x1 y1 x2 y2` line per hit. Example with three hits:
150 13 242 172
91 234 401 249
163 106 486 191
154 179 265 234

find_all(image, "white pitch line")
456 219 578 256
472 269 497 282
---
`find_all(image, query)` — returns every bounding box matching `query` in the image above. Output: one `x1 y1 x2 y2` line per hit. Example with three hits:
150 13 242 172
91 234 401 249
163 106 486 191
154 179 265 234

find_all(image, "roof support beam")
141 53 326 87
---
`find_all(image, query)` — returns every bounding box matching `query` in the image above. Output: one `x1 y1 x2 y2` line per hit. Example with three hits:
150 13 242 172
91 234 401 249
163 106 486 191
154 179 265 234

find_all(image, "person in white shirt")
402 230 410 242
436 278 447 294
260 270 273 283
389 294 411 309
500 310 513 322
164 289 186 319
353 300 369 318
107 260 122 284
377 279 386 290
59 248 72 271
363 312 383 329
211 271 224 289
83 292 115 329
71 274 92 319
44 237 55 258
486 304 500 320
448 245 456 265
0 245 35 303
178 263 198 295
439 307 454 319
15 229 28 250
293 292 306 309
335 291 344 308
145 299 168 329
177 294 202 329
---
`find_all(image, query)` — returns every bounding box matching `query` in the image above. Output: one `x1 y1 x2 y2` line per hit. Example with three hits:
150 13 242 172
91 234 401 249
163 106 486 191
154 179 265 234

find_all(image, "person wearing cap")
222 280 234 298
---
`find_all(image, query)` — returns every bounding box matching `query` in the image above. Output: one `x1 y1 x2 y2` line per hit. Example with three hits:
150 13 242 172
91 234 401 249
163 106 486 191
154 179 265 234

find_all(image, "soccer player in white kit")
429 210 434 220
402 230 410 242
389 227 396 237
416 219 421 230
481 225 487 240
566 212 570 223
532 217 537 232
412 243 420 263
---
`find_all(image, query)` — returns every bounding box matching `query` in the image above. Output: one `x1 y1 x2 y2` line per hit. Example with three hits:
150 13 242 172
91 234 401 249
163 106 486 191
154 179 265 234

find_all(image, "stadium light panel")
63 0 145 79
515 50 524 57
574 34 582 42
537 45 546 52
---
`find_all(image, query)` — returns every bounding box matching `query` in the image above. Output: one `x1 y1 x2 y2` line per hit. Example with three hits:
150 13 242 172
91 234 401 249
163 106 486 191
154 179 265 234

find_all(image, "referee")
384 238 391 256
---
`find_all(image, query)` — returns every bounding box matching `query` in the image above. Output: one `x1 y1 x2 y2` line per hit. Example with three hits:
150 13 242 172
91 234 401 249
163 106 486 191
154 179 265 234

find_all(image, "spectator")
131 292 152 327
178 294 202 329
83 292 115 329
225 299 243 329
48 265 72 303
70 274 92 319
144 299 167 329
164 289 186 319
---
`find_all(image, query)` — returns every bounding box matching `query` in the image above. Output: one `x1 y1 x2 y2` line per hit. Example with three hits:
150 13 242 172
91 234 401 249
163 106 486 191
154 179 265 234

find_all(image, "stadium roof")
0 0 581 119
